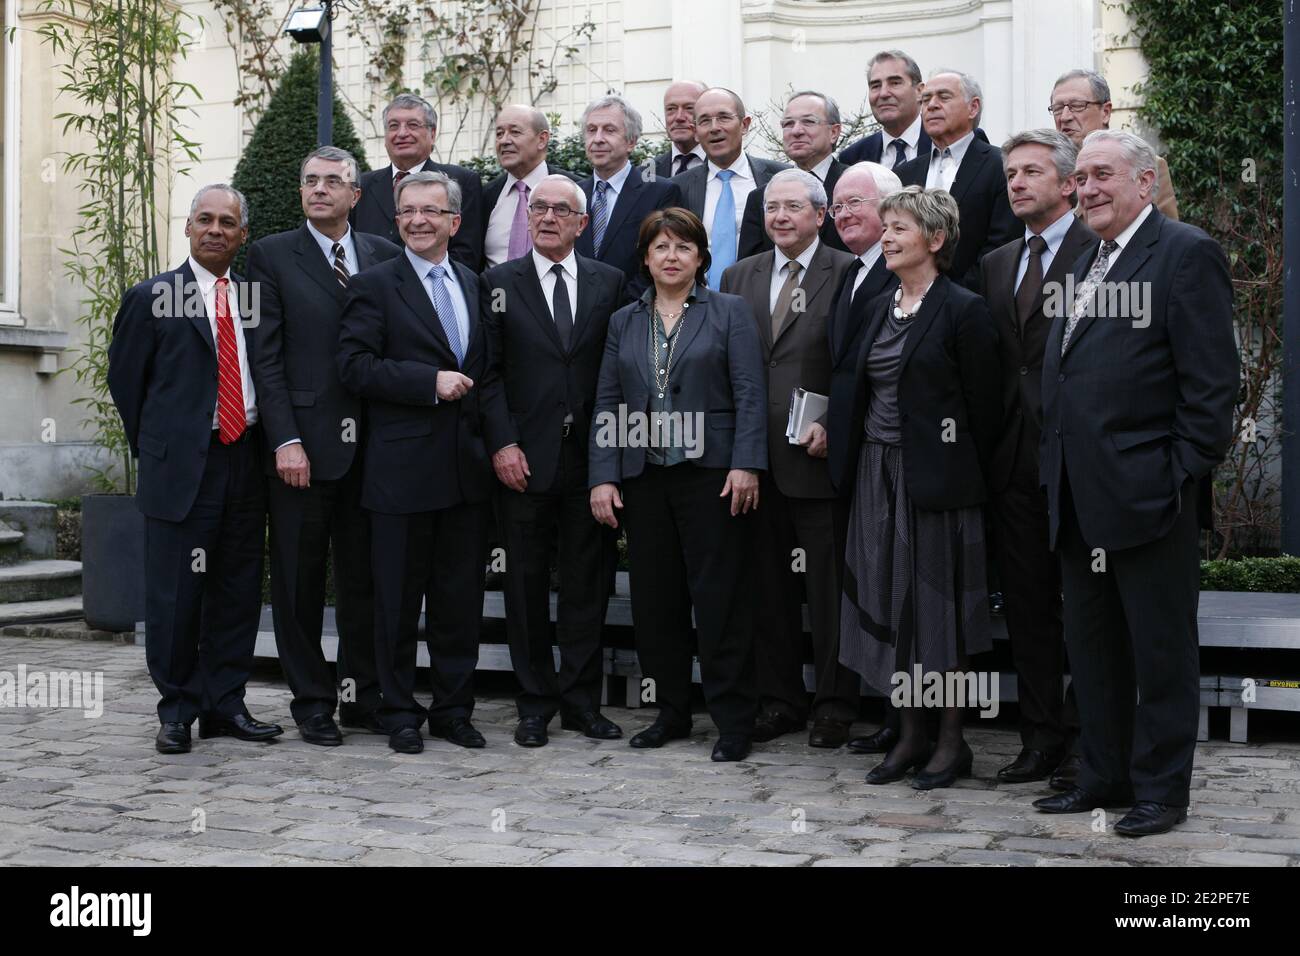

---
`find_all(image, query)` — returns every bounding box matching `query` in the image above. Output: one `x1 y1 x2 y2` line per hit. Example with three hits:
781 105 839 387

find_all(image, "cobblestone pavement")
1 635 1298 867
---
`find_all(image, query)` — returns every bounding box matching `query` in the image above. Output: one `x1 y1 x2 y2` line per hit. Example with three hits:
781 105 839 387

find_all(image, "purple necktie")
507 181 531 260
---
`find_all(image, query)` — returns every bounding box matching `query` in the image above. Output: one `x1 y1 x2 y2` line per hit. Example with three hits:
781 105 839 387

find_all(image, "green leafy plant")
1201 556 1300 593
462 128 665 185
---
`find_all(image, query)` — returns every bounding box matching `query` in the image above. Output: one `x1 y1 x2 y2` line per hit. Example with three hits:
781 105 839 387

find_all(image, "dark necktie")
332 241 350 288
1014 235 1047 331
674 154 692 176
847 257 865 306
550 263 573 350
889 138 907 169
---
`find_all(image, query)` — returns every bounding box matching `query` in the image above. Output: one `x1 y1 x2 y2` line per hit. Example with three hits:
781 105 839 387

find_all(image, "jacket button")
1019 366 1028 376
769 361 777 368
1058 373 1065 382
1055 427 1061 436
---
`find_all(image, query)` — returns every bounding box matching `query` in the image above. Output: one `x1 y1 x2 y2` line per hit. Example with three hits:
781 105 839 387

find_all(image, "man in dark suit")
654 80 707 180
739 91 849 258
352 93 484 271
480 175 626 747
979 130 1097 784
721 169 858 749
671 87 788 287
482 104 579 270
576 94 682 301
1033 130 1238 836
894 70 1019 293
839 50 930 169
337 171 493 755
108 185 282 754
247 147 401 747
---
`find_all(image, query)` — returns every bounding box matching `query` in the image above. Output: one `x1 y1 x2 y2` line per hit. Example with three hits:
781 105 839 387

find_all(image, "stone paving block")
947 849 1041 866
997 836 1090 856
537 850 629 866
858 842 949 863
1190 849 1293 866
270 840 366 861
906 830 993 848
623 841 722 863
441 843 549 865
715 849 811 866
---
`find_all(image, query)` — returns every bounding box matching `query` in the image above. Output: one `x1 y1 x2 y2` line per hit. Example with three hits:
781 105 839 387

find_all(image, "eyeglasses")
301 175 354 190
528 202 578 218
764 200 811 215
694 112 738 130
1048 100 1103 116
386 120 429 133
396 206 456 219
779 117 829 131
828 196 880 220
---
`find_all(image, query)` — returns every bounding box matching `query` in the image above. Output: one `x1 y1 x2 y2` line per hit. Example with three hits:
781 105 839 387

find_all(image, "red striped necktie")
214 277 245 443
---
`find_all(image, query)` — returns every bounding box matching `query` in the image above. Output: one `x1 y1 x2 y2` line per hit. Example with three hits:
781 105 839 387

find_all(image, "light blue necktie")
591 180 611 255
707 169 736 288
426 264 464 366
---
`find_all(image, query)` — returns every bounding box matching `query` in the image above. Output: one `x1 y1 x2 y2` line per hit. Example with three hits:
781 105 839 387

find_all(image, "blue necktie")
707 169 736 288
427 264 465 366
591 180 610 255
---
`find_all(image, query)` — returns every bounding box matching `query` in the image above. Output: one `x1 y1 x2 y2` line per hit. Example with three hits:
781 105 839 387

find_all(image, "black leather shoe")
989 591 1005 616
914 741 974 790
198 711 284 742
298 713 343 747
997 748 1061 783
1115 801 1188 837
808 719 850 749
338 707 386 734
752 711 805 743
848 724 899 754
514 716 549 747
155 722 191 754
711 734 752 762
561 710 623 739
429 717 486 749
629 718 691 749
866 744 932 785
1033 785 1134 814
389 727 424 754
1050 753 1081 791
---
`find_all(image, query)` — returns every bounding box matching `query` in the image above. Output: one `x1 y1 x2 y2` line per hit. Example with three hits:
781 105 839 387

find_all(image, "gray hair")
929 68 983 125
190 184 248 229
787 90 841 126
394 170 462 214
299 146 361 187
383 93 437 131
582 94 643 143
841 161 904 199
879 185 961 272
537 173 588 214
868 49 922 86
767 168 827 209
1053 69 1111 104
1080 128 1159 197
1001 129 1078 182
497 104 550 134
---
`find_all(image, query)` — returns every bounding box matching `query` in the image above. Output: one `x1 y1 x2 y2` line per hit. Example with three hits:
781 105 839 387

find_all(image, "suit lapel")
294 224 345 302
1026 221 1094 334
746 256 775 349
898 275 950 374
601 170 641 248
395 255 453 359
1064 210 1159 356
775 245 834 346
182 260 216 355
672 286 710 367
571 257 600 352
374 165 398 223
947 140 986 205
517 257 564 354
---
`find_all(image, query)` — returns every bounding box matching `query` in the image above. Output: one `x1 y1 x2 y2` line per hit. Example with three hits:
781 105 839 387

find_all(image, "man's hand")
436 371 474 401
493 446 531 493
799 422 828 459
590 482 623 528
721 468 760 516
276 443 311 489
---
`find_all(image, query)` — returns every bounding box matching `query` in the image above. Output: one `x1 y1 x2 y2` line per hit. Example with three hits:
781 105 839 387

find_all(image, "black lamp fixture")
285 1 338 146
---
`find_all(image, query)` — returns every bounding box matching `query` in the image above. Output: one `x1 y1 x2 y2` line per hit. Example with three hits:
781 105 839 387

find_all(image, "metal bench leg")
1197 705 1209 742
1229 707 1248 744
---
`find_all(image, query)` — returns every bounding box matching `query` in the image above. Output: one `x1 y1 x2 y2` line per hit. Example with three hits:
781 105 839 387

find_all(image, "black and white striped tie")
332 241 350 288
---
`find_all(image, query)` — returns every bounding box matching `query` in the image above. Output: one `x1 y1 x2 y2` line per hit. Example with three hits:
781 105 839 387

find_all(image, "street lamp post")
285 1 336 147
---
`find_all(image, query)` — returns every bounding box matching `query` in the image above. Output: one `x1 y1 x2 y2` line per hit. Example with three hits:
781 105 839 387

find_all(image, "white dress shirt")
882 114 924 166
703 153 756 243
769 238 819 313
306 220 358 277
807 154 835 183
485 161 552 268
533 248 579 321
852 242 885 297
925 129 976 191
669 143 706 174
1102 202 1154 278
1014 207 1076 291
404 246 471 359
188 255 257 429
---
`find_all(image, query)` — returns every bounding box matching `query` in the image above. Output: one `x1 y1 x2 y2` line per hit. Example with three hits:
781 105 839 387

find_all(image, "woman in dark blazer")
835 186 1001 788
589 207 767 762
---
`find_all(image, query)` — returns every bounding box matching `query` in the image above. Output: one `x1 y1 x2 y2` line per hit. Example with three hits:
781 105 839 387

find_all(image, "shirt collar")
1026 207 1076 255
894 114 923 151
775 237 819 276
808 154 835 183
1111 202 1154 254
532 248 578 283
393 160 428 179
708 153 753 182
858 241 884 275
932 129 976 168
671 143 707 162
639 282 703 308
306 220 353 258
187 255 230 293
405 245 453 281
595 160 634 192
505 160 551 194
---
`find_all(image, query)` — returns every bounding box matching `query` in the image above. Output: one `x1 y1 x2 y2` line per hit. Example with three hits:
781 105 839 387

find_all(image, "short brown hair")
636 207 711 287
879 185 961 272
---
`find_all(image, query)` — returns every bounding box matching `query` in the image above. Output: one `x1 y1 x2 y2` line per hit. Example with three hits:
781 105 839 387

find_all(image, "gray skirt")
839 441 992 695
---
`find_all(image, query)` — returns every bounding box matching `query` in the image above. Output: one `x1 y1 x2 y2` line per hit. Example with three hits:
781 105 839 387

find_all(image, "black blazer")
481 163 580 269
352 160 484 271
737 158 849 259
588 285 768 487
336 253 490 515
247 225 402 480
480 253 626 492
837 275 1001 511
1039 209 1239 552
576 169 682 303
107 260 259 522
895 137 1020 294
672 154 790 235
838 126 934 166
979 216 1098 493
825 254 899 495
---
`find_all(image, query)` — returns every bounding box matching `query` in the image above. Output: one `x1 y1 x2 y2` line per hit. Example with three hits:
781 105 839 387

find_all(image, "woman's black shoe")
913 741 974 790
866 743 932 784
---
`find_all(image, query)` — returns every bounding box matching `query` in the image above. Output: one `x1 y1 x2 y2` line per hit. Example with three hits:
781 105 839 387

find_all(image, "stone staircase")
0 501 83 626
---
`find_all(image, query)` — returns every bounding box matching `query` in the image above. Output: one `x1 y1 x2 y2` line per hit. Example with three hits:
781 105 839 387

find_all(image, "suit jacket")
481 163 580 269
577 169 682 303
838 125 934 167
737 158 849 259
1039 208 1238 551
107 260 259 522
825 254 899 494
895 137 1020 294
247 225 402 481
839 275 1001 510
336 253 490 514
352 160 484 271
479 253 626 492
672 154 790 246
980 216 1099 493
719 242 853 499
588 285 768 486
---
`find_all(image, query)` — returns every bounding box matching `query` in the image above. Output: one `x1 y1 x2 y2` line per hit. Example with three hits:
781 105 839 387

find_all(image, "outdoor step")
0 560 82 603
0 596 84 627
0 526 23 566
0 501 57 559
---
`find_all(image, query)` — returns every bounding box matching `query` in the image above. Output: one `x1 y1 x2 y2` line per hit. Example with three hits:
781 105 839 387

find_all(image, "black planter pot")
81 493 145 633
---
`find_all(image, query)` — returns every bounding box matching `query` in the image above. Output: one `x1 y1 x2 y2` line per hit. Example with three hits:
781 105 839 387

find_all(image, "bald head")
664 80 707 152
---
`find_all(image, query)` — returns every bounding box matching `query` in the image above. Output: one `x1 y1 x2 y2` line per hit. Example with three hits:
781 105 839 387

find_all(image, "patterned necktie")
550 263 573 350
1061 240 1119 355
427 264 465 366
889 138 907 169
213 277 245 443
771 260 803 339
507 181 531 260
707 169 737 288
591 180 611 255
1014 234 1047 331
332 241 349 288
674 154 692 177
